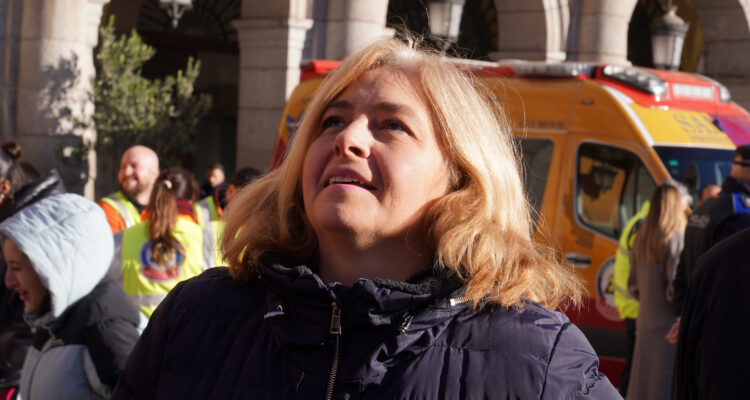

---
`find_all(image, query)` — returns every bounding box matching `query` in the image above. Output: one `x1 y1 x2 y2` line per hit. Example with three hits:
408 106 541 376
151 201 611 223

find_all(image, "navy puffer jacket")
113 254 620 399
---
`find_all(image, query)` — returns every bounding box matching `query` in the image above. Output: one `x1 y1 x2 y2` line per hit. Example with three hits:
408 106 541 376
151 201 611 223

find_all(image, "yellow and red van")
271 59 750 385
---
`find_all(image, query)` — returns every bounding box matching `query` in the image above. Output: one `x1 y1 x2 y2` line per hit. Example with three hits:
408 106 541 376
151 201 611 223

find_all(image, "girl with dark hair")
109 167 216 322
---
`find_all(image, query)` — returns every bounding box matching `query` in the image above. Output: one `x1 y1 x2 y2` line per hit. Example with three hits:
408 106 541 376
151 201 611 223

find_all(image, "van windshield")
653 146 733 198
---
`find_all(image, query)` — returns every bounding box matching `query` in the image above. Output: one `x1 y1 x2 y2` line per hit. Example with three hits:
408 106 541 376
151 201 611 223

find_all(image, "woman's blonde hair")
633 183 688 265
222 37 582 309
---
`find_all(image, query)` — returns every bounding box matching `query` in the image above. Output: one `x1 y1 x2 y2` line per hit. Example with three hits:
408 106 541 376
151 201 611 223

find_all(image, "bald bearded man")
98 145 160 233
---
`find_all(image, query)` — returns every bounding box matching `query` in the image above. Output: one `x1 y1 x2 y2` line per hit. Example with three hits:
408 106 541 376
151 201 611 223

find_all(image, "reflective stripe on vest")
195 196 219 227
202 220 215 269
118 216 205 318
110 231 124 283
100 191 141 229
195 197 218 268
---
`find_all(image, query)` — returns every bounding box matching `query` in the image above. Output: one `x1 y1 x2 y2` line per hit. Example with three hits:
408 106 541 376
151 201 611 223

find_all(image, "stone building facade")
1 0 749 196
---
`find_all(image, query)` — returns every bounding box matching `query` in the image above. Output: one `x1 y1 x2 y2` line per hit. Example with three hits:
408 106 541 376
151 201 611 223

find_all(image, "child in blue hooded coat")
2 193 140 399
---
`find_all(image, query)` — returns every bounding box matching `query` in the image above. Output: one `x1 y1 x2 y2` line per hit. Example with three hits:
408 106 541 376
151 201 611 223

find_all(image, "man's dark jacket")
113 256 620 399
672 227 750 399
673 176 750 312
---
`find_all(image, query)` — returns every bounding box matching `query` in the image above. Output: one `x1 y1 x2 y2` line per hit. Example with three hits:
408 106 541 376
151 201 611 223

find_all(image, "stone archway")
491 0 569 62
102 0 241 192
692 0 750 109
385 0 498 60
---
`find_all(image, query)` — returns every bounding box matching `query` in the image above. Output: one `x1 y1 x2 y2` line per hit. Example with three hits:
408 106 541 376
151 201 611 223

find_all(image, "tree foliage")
83 17 211 167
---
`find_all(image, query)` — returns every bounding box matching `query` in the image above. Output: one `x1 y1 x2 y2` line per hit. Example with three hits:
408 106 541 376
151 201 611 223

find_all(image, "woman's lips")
327 175 375 190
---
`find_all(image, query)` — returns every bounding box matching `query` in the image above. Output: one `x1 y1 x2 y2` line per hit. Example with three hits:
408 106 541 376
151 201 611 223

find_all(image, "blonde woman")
114 38 619 399
626 183 689 400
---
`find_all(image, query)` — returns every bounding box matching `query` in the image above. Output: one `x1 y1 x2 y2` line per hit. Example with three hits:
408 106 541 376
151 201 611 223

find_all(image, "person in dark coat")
199 162 226 199
672 226 750 399
668 144 750 342
113 38 620 399
673 144 750 311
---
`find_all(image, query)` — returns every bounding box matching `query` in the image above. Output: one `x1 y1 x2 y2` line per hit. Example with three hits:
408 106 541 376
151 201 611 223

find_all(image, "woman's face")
302 67 451 246
4 238 47 312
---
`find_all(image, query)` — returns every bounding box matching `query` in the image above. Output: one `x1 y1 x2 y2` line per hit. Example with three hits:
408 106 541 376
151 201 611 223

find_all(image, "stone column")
0 0 22 140
568 0 637 63
324 0 391 60
14 0 109 197
234 15 312 170
491 0 569 62
692 0 750 111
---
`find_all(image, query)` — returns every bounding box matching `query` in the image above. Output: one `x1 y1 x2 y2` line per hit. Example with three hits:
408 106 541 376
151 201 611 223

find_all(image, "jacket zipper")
325 302 342 400
449 295 471 306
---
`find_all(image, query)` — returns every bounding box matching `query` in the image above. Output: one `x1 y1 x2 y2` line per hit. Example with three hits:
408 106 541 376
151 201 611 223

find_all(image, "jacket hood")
0 193 114 318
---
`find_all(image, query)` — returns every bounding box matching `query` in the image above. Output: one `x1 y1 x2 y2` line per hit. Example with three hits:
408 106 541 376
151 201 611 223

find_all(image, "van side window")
520 138 554 224
576 143 656 239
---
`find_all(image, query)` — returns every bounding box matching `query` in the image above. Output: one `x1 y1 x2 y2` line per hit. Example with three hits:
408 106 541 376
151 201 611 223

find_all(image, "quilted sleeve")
542 321 622 399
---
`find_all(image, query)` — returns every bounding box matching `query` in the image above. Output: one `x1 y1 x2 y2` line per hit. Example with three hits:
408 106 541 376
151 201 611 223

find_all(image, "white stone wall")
234 0 312 171
568 0 637 63
5 0 750 187
10 0 108 197
0 0 22 140
323 0 390 60
491 0 569 62
693 0 750 111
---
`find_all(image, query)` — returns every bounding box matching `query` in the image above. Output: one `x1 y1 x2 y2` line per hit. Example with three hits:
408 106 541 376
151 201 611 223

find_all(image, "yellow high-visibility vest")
613 202 650 320
110 215 209 318
100 191 142 229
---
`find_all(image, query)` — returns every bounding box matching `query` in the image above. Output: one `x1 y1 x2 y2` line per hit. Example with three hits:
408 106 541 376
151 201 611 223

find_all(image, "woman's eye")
321 116 344 130
382 119 408 133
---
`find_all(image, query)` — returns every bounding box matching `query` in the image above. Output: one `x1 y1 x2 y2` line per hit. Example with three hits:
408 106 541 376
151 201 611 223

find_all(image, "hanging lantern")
650 5 689 70
159 0 192 29
427 0 466 45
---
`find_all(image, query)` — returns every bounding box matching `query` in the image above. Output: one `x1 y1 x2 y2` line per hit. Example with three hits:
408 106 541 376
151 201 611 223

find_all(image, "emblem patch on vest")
139 241 185 282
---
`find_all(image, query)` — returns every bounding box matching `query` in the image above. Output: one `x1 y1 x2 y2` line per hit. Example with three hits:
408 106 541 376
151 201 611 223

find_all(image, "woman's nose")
4 267 16 289
333 116 371 159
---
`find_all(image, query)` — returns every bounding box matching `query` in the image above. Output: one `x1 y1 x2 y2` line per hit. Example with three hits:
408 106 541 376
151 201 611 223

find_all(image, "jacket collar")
257 253 465 327
258 255 476 390
257 253 472 390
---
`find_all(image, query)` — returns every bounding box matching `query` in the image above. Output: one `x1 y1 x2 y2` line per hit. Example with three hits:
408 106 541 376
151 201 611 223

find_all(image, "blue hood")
0 193 114 317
